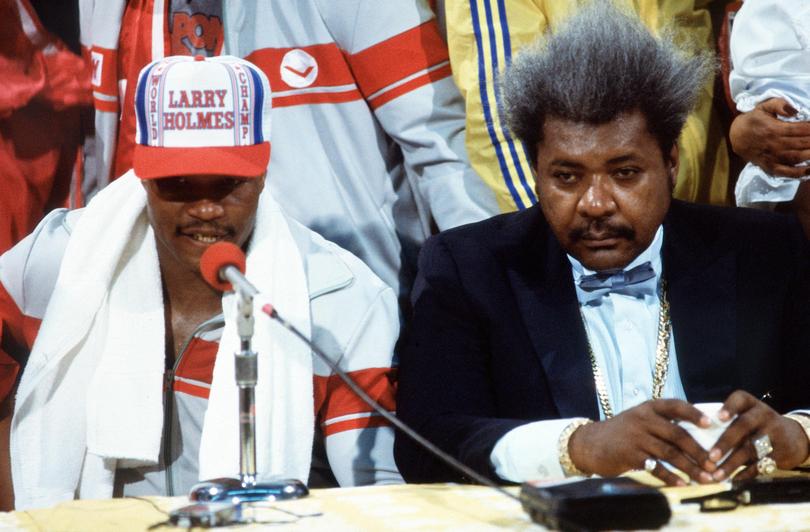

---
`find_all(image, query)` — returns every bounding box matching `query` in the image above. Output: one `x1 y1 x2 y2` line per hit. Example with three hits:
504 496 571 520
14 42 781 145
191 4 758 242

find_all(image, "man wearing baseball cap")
0 55 401 510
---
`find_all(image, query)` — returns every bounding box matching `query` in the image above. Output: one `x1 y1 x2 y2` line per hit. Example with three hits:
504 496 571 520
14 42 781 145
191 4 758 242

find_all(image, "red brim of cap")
134 142 271 179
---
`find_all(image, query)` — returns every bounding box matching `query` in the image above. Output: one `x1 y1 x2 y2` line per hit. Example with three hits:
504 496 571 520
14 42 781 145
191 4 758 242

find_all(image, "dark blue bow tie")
578 261 656 301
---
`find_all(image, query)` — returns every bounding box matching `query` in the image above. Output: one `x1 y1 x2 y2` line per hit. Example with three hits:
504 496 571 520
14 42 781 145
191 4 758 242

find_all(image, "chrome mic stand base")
189 477 308 504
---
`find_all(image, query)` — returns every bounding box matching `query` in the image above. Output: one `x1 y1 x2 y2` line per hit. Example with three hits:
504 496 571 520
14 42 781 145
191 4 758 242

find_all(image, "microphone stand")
234 286 257 486
189 268 307 505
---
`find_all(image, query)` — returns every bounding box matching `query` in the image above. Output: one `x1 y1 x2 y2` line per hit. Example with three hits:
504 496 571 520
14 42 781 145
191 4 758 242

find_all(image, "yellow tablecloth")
3 477 810 531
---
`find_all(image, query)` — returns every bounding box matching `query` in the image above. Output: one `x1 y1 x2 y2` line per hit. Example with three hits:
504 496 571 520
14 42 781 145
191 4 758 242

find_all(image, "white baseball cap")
133 55 271 180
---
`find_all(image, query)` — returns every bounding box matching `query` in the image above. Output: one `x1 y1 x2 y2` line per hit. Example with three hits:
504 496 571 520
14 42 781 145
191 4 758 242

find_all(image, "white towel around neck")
11 171 313 509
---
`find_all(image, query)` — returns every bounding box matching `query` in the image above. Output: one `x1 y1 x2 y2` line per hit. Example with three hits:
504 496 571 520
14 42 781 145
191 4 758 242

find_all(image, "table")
3 475 810 531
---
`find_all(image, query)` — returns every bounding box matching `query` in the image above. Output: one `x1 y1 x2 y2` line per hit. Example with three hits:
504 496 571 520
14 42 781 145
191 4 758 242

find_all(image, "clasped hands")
567 391 810 486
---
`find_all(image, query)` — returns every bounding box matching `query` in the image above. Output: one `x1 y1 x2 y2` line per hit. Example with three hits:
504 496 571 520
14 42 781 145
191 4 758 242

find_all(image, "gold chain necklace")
581 281 671 419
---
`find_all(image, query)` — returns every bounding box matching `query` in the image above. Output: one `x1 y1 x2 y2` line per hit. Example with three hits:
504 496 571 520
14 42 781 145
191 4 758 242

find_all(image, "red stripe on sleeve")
323 415 390 437
347 21 449 99
88 46 119 99
246 44 356 92
368 63 452 110
273 89 362 108
316 367 397 423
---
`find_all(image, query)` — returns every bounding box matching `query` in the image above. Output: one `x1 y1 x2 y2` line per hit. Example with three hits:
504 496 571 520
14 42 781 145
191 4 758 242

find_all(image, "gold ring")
752 434 774 460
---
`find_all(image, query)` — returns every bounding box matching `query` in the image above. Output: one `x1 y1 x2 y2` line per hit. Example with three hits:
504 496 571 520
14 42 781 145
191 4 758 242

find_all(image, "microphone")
199 241 255 297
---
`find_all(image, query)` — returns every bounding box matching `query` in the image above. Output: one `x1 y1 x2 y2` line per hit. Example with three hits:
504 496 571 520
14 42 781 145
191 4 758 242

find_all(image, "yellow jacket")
443 0 730 211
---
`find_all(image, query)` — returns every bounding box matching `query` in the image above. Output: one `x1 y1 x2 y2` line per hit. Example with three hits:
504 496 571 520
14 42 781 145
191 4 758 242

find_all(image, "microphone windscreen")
199 241 246 292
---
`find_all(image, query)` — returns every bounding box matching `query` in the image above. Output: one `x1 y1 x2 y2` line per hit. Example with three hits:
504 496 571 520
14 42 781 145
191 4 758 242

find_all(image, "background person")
0 0 91 254
79 0 499 308
728 0 810 237
438 0 732 212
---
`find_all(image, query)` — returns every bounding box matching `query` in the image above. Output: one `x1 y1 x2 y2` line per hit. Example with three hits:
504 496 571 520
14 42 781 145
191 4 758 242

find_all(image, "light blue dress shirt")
569 226 687 417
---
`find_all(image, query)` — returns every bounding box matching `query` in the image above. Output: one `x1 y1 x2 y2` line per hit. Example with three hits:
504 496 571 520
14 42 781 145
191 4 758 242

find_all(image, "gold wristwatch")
784 413 810 467
558 418 593 477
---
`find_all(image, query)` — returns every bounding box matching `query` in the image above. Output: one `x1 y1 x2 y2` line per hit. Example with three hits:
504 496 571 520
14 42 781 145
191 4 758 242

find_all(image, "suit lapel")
663 202 737 402
507 215 600 419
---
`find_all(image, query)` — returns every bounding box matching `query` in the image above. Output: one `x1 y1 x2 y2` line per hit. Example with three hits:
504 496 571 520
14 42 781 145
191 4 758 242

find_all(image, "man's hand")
707 390 810 482
567 399 714 486
730 98 810 178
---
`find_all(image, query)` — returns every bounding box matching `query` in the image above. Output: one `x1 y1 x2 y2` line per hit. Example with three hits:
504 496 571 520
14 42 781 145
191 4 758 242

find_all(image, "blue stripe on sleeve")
497 0 513 63
470 0 525 210
490 0 537 204
494 0 535 175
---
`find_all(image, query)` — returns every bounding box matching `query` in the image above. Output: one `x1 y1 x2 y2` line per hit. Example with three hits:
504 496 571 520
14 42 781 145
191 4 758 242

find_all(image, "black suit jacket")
394 200 810 483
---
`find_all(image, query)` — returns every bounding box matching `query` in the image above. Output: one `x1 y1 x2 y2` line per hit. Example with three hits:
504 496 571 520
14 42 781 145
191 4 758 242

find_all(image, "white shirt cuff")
490 418 578 482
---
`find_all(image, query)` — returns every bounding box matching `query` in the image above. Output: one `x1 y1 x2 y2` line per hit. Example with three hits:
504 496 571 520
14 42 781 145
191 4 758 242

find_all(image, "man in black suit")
395 2 810 486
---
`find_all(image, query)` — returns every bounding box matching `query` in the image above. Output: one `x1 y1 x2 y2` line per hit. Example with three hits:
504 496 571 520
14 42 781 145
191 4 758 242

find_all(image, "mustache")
568 221 635 242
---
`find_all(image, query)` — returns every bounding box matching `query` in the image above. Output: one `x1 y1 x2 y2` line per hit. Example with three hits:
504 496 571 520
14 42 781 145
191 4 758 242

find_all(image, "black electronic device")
168 501 240 528
682 476 810 511
520 477 671 531
732 476 810 504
